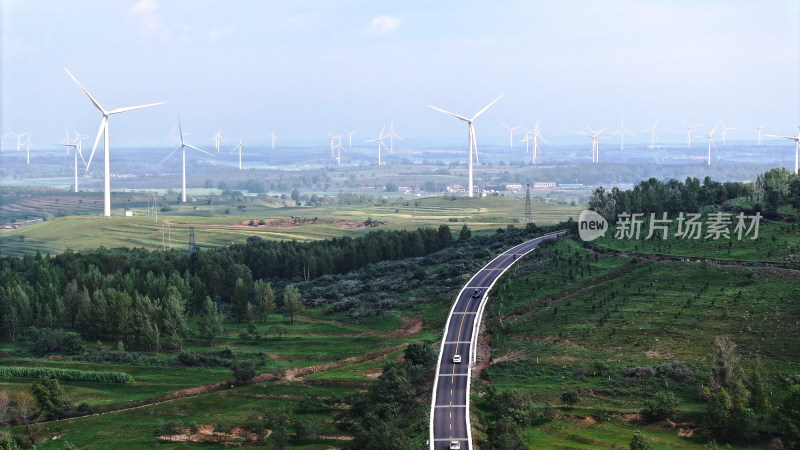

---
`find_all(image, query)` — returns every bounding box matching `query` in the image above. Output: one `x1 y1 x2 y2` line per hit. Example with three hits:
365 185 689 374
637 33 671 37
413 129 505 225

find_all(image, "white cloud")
367 15 400 34
128 0 171 40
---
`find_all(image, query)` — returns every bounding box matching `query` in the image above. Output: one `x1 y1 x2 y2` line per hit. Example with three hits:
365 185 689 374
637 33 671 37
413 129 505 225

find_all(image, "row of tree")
0 225 457 347
588 168 800 221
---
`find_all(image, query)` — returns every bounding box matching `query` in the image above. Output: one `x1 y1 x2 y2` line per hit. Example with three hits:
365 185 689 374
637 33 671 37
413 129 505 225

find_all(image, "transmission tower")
188 226 197 253
524 184 532 224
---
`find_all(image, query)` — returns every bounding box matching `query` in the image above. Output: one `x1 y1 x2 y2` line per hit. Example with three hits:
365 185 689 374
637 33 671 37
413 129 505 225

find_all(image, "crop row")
0 366 134 383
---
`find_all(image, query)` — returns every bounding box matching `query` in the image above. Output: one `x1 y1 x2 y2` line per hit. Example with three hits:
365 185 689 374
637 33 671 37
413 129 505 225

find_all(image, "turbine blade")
108 102 166 115
428 105 470 122
65 68 107 114
159 147 180 165
472 93 505 120
85 117 106 171
186 144 212 155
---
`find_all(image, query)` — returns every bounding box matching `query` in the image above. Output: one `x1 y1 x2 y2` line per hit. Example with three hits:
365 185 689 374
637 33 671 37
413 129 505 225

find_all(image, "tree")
197 297 224 347
254 281 275 324
403 342 436 369
459 224 471 240
282 285 304 325
788 175 800 217
231 278 250 323
777 383 800 444
231 360 255 383
561 391 579 407
703 337 756 442
629 431 653 450
12 393 39 447
588 186 617 221
31 377 69 420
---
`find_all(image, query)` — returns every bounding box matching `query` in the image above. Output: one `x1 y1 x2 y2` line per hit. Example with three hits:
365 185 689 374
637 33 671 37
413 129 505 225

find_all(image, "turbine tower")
366 126 388 165
718 120 734 146
386 122 403 153
21 134 34 164
161 117 212 202
212 130 225 152
682 120 701 148
347 130 356 148
502 123 521 149
57 141 86 193
271 131 276 150
65 68 165 216
613 118 633 152
231 138 245 170
641 122 659 149
766 129 800 174
696 125 719 166
429 94 505 197
757 123 766 145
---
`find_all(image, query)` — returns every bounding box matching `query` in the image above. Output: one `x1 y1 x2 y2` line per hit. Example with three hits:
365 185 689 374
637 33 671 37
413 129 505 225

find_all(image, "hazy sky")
1 0 798 148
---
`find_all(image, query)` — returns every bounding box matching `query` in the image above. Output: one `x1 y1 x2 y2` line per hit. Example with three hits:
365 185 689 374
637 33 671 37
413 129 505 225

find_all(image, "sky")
1 0 798 149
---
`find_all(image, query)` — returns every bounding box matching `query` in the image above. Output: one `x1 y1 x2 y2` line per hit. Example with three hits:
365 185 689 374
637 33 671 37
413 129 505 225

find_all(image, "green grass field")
0 194 581 256
473 235 800 448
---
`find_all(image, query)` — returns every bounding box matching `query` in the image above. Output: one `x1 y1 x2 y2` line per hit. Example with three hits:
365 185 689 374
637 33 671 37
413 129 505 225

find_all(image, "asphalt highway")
430 231 566 450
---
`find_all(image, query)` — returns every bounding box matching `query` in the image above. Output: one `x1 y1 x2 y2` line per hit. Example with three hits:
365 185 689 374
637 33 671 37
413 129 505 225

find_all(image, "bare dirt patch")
613 413 643 423
389 315 424 338
159 425 264 445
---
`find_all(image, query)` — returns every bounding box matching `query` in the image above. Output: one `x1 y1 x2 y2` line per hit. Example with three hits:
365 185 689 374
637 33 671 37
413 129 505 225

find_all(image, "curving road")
429 231 566 450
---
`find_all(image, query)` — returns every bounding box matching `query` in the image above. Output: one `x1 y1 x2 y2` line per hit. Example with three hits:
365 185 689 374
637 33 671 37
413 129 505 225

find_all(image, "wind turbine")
366 126 388 165
21 134 35 164
696 125 719 166
527 121 547 164
682 120 701 148
328 133 342 157
212 130 225 152
231 138 245 170
386 121 403 153
57 141 86 193
718 120 734 146
270 131 276 150
333 138 346 165
613 118 633 152
641 122 659 149
502 123 521 149
60 130 73 154
429 93 505 197
65 68 165 216
15 132 29 152
2 132 16 152
580 127 609 163
756 123 766 145
765 128 800 174
347 130 356 148
160 118 212 202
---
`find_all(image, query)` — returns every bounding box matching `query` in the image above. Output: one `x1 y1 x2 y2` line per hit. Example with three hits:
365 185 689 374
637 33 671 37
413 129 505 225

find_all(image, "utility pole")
189 226 197 253
524 183 532 224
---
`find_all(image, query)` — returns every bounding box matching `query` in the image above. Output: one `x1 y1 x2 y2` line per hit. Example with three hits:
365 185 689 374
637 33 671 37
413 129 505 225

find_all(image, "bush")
231 360 255 383
642 390 678 419
561 391 579 407
24 327 84 355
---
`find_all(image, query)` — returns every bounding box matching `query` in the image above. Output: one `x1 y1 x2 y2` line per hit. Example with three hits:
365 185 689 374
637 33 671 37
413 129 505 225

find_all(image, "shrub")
0 366 133 383
642 390 679 419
